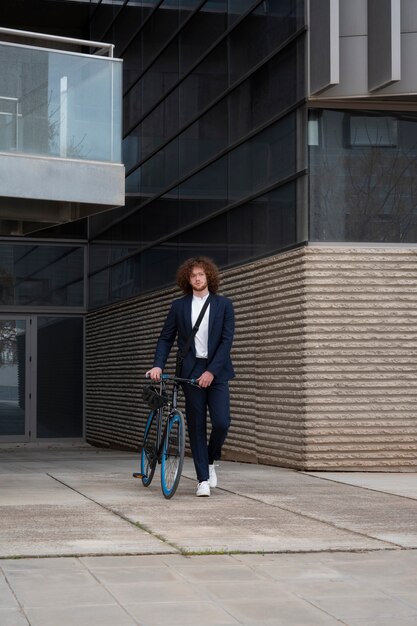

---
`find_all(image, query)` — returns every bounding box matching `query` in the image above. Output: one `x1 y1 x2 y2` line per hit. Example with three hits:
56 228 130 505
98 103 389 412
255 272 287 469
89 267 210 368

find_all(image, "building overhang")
0 152 125 235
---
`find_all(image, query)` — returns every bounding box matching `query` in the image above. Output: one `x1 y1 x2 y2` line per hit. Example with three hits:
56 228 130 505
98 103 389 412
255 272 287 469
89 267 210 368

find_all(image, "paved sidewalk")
0 445 417 625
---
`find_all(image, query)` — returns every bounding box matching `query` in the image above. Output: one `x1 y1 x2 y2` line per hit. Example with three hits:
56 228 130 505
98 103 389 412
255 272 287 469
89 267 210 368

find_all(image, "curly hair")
176 256 220 295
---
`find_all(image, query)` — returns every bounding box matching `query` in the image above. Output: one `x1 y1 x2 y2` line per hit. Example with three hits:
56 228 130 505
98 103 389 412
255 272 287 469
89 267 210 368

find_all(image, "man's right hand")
146 367 162 381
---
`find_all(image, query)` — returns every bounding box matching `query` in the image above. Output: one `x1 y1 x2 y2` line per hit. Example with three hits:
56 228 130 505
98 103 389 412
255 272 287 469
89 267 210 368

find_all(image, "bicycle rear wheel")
161 410 185 499
140 410 158 487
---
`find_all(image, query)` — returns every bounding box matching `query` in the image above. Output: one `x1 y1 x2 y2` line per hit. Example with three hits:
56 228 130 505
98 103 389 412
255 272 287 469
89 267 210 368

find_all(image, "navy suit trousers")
182 359 231 482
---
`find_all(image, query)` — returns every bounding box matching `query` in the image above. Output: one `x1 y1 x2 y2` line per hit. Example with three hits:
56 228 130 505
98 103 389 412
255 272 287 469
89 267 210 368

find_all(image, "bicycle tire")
140 410 158 487
161 410 185 499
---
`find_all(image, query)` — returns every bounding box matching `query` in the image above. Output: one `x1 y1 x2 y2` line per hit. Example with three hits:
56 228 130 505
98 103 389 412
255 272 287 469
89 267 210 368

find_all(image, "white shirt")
191 293 210 358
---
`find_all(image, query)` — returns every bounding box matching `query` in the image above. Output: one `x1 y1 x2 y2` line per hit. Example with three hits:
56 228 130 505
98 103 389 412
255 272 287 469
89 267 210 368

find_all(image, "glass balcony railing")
0 35 122 163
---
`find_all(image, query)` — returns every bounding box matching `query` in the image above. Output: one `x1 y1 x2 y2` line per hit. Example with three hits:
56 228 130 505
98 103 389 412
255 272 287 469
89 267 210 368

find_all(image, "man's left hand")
197 371 214 388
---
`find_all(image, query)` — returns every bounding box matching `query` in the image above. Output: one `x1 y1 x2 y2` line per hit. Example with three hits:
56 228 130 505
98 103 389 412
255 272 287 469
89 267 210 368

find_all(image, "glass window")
229 40 304 142
229 113 296 201
124 0 305 142
89 267 111 309
179 100 229 176
229 0 305 83
139 89 180 160
0 244 85 307
140 41 180 116
227 183 297 263
179 0 227 75
88 178 301 306
179 41 228 126
309 109 417 243
140 243 179 292
126 38 303 192
180 154 228 202
0 319 26 436
135 136 179 195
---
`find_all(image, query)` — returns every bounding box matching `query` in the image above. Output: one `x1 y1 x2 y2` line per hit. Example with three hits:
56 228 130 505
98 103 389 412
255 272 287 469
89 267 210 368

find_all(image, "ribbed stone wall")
85 248 307 468
304 246 417 470
85 245 417 470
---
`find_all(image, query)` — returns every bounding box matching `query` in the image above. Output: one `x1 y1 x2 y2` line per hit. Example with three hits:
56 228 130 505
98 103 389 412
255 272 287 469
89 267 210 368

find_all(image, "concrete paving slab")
2 447 417 558
307 594 417 625
85 564 182 585
0 474 86 505
1 567 115 608
316 549 417 578
167 562 264 583
185 461 417 549
102 579 208 605
2 447 417 626
0 502 174 558
0 609 29 626
125 600 240 626
0 573 19 608
0 446 138 475
1 551 417 626
218 597 343 626
24 605 138 626
53 470 388 553
127 491 386 553
80 554 173 569
306 471 417 499
354 619 417 626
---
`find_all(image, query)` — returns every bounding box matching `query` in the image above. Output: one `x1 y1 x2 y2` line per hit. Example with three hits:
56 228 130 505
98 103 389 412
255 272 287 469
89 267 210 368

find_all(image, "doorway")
0 316 83 441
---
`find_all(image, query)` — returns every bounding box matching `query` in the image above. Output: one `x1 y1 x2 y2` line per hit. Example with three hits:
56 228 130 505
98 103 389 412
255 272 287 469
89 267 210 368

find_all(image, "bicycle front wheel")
140 410 158 487
161 410 185 499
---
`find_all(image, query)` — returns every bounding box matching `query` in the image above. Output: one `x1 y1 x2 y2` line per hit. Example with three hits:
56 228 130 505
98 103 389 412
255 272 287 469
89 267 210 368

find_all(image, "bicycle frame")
151 376 186 462
134 374 197 497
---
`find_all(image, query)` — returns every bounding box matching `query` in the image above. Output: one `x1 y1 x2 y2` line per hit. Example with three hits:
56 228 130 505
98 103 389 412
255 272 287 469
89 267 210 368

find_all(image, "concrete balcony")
0 28 124 235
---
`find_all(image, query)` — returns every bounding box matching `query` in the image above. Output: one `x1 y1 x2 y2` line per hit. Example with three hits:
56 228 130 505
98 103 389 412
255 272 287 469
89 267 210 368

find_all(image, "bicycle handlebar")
145 373 199 386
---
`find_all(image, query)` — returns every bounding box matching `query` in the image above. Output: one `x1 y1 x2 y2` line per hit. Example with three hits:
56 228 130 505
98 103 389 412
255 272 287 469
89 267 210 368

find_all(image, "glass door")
0 318 30 440
36 317 83 439
0 315 84 442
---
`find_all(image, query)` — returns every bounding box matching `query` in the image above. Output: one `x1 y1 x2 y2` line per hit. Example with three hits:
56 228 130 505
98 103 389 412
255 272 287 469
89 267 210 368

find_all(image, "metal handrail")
0 27 114 57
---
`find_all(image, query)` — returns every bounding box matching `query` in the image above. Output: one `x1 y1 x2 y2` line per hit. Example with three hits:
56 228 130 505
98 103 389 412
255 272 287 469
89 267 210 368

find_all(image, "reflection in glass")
0 244 85 307
309 109 417 242
37 317 83 438
126 38 303 196
229 0 304 83
227 184 297 263
229 114 296 201
0 320 25 437
88 180 300 307
89 268 111 309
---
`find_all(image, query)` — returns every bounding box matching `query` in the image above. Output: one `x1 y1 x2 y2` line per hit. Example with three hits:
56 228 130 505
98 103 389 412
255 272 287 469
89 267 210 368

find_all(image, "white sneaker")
196 480 210 497
208 464 217 488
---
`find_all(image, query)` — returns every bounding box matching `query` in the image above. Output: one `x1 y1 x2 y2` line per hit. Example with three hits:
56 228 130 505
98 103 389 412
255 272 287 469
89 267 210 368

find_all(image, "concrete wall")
309 0 417 98
86 245 417 470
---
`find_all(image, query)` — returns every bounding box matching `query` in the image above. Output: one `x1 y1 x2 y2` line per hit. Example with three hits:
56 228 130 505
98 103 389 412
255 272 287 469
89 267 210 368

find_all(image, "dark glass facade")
0 244 85 308
309 109 417 243
87 0 307 307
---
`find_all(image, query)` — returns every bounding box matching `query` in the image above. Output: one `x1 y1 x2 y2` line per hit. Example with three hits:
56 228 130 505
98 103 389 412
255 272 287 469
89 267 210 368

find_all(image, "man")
147 256 235 497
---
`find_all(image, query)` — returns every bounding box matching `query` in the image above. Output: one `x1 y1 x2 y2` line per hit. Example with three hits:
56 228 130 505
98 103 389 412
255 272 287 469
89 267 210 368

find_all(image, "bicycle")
133 373 197 499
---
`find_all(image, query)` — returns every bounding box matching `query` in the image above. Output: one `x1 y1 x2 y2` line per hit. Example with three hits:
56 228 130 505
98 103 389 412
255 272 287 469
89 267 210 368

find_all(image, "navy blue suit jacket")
153 293 235 381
